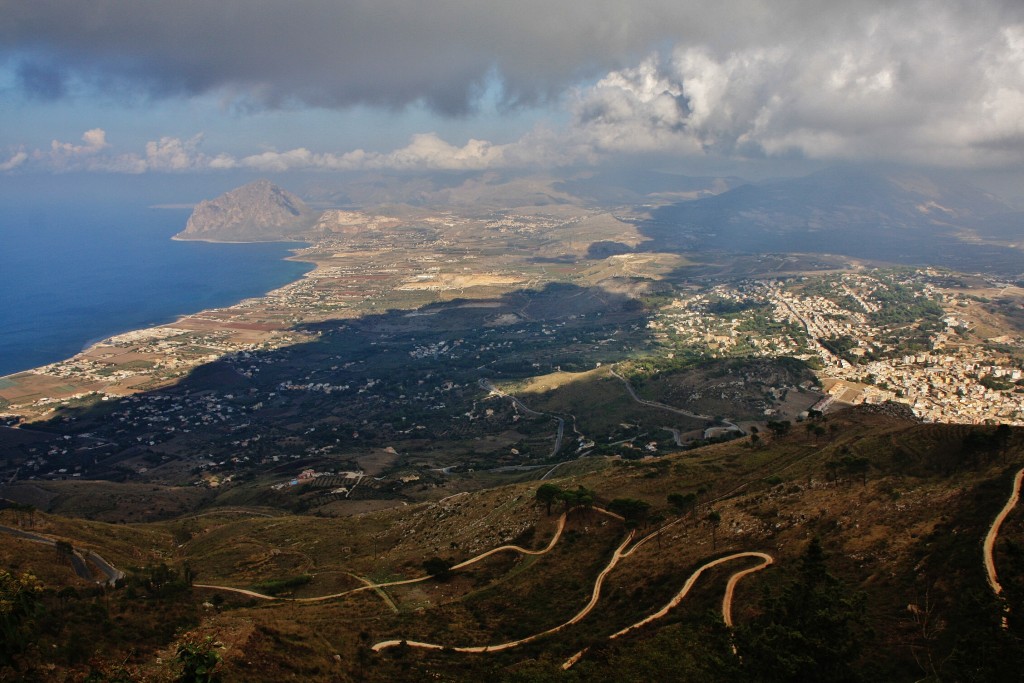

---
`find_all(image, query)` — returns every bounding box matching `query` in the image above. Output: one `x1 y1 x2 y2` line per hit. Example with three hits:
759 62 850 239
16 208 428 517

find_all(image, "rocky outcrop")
175 180 317 242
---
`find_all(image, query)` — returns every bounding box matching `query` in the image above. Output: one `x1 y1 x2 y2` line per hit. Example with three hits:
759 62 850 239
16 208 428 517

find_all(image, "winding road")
560 550 773 669
372 528 637 654
0 524 124 586
479 379 567 457
983 467 1024 628
194 513 569 604
371 508 772 665
609 367 743 434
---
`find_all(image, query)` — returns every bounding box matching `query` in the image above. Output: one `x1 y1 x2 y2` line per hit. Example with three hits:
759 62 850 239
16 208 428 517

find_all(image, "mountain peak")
175 180 316 242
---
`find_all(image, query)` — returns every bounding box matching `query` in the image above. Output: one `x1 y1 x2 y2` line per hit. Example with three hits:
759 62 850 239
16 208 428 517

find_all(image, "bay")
0 201 311 377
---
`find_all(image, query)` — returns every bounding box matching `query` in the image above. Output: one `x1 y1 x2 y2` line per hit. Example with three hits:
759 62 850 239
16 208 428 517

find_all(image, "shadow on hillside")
20 281 662 482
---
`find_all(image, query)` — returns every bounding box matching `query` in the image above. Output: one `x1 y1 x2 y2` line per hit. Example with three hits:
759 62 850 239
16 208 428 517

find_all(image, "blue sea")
0 202 312 377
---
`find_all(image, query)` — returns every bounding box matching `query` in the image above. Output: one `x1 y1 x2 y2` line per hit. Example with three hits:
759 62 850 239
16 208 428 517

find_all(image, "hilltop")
174 179 318 242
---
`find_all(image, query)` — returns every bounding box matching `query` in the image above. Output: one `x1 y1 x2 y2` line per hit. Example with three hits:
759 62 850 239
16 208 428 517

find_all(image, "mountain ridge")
639 166 1024 274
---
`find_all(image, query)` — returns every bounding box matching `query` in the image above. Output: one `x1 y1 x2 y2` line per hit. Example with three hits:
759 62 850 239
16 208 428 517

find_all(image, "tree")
127 563 189 598
56 585 79 613
844 456 870 486
561 485 596 515
535 483 563 516
944 587 1024 681
10 503 35 528
422 557 454 582
0 570 43 667
706 509 722 550
569 611 742 681
668 492 698 519
174 634 223 683
806 423 826 438
572 486 595 516
736 538 868 682
647 513 667 549
608 498 651 528
995 423 1012 452
54 540 74 566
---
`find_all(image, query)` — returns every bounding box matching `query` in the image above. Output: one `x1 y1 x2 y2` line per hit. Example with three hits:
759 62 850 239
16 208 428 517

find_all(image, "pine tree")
736 538 868 682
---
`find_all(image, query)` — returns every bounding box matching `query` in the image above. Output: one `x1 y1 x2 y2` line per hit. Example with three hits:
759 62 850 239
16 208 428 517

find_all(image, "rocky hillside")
4 407 1023 681
174 179 317 242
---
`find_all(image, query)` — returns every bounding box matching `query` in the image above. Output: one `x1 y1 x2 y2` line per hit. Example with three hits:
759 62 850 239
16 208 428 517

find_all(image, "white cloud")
233 133 524 172
4 2 1024 175
238 148 322 172
560 12 1024 167
9 8 1024 183
0 151 28 172
39 128 111 170
7 130 219 173
369 134 506 170
144 135 207 171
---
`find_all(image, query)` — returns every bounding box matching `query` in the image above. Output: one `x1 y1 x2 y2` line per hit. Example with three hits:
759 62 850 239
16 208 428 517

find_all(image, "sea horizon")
0 200 312 378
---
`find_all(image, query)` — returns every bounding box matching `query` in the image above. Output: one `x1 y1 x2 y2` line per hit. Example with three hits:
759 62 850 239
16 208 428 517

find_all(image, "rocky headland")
174 179 317 242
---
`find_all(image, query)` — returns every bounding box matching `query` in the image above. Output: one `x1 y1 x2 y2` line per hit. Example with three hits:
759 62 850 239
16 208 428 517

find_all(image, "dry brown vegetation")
3 405 1024 681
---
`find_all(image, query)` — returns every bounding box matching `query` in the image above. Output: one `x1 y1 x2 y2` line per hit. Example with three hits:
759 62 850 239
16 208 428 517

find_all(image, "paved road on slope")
0 524 125 586
479 379 566 457
608 368 743 434
984 467 1024 627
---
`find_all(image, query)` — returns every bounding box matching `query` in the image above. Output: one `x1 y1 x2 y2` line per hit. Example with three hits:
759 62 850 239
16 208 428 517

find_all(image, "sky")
2 0 1024 194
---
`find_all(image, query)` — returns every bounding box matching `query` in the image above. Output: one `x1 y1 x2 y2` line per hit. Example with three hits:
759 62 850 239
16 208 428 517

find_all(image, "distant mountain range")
175 168 1024 275
638 166 1024 275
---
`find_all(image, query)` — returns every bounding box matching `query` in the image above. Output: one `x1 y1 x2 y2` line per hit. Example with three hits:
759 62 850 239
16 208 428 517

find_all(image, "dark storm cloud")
16 60 67 100
0 0 933 113
5 1 1024 171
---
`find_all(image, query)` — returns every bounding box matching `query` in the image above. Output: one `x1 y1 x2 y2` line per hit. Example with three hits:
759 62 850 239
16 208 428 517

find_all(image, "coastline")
65 240 315 350
170 234 312 245
0 241 320 419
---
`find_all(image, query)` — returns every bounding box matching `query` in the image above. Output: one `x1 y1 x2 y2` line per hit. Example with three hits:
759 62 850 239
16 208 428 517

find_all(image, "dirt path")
561 551 773 669
721 554 774 627
370 538 772 663
372 509 770 660
195 512 568 604
451 513 567 570
372 529 636 653
187 508 280 519
344 571 399 613
191 505 769 665
983 467 1024 626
